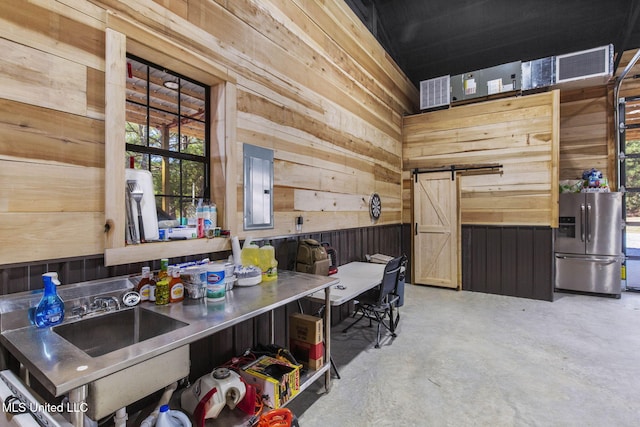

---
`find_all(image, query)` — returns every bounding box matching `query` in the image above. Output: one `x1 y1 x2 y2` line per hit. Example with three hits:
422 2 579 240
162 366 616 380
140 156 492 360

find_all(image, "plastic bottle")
137 266 154 302
148 271 157 303
155 268 170 306
203 200 212 234
155 405 191 427
169 267 184 303
33 272 65 328
196 200 205 238
259 243 278 281
240 242 260 267
210 202 217 229
158 258 169 281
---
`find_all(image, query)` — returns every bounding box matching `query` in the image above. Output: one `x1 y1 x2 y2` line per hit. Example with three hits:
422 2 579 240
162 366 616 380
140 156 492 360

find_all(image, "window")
125 55 210 225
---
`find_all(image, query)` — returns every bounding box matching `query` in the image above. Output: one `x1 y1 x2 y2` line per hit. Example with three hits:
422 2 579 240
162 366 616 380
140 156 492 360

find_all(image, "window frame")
125 54 211 224
104 25 237 266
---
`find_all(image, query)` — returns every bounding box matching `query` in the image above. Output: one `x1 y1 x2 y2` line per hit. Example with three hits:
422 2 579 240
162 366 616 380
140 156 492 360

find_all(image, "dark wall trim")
462 225 554 301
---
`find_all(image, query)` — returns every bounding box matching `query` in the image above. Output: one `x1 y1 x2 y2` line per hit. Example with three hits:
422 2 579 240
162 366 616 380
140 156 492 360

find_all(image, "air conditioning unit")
555 44 613 86
450 61 521 103
522 57 555 91
419 75 450 110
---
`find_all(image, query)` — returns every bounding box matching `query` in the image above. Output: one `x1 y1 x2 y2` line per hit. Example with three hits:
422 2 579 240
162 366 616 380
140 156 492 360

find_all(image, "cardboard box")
290 339 324 370
239 356 300 409
305 356 324 371
289 313 323 344
290 339 323 360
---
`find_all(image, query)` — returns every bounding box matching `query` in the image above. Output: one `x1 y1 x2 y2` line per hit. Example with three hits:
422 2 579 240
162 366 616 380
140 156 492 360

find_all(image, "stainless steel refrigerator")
555 192 623 297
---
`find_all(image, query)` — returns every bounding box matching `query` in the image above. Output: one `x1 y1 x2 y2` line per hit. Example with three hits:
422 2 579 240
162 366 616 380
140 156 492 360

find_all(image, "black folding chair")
342 255 406 348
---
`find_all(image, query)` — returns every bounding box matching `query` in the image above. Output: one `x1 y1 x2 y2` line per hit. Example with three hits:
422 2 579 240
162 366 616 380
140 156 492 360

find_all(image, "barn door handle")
415 223 418 235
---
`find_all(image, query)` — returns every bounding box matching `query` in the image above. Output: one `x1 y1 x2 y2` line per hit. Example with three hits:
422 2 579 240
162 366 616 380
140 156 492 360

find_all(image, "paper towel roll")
231 236 242 266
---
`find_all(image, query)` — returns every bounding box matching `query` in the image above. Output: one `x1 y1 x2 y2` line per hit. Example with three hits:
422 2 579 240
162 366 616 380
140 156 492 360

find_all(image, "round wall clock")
369 193 381 220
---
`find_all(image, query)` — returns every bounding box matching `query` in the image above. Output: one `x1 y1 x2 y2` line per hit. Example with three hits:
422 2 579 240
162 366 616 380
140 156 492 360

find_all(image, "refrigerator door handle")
580 204 585 242
586 203 592 242
556 255 619 265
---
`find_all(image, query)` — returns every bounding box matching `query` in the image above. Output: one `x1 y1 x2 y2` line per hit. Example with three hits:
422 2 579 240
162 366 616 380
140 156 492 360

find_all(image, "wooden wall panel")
402 91 560 227
559 86 613 184
0 0 415 265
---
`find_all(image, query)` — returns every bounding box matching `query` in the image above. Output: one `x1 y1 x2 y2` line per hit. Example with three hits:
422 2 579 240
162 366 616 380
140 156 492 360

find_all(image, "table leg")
68 385 87 427
324 285 331 392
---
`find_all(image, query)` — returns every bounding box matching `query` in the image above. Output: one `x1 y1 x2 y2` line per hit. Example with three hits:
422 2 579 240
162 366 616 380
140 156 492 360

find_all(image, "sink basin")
53 307 188 357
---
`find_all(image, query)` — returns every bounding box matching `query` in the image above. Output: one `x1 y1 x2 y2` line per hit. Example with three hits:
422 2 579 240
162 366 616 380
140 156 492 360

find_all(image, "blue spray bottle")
33 272 65 328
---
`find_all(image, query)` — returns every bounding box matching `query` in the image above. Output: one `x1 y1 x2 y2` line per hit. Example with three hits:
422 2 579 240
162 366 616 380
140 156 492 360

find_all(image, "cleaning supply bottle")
259 243 278 281
155 405 191 427
240 242 260 267
33 272 65 328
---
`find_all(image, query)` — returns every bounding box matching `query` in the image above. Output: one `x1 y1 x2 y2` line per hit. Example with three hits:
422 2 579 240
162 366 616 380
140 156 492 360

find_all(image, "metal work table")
306 262 386 306
0 270 338 426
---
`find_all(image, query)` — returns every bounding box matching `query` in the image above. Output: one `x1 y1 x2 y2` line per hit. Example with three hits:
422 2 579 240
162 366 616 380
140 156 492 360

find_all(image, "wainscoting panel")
462 225 554 301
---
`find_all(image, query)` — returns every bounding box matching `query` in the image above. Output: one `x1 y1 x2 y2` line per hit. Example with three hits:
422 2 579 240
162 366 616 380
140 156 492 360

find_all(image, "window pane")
625 158 640 189
125 121 146 147
150 65 179 115
148 108 178 150
626 139 640 155
156 195 181 222
182 121 206 156
626 192 640 223
181 161 206 198
126 58 148 106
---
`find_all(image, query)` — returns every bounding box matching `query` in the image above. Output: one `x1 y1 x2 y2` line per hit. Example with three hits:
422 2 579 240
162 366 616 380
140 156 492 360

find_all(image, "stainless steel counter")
0 270 337 403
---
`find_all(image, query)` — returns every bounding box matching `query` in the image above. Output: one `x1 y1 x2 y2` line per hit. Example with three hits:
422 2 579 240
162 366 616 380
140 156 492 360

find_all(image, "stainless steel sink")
53 306 188 357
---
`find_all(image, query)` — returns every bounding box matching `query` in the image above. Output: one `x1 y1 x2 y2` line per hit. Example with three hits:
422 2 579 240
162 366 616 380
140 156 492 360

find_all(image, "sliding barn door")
413 172 460 289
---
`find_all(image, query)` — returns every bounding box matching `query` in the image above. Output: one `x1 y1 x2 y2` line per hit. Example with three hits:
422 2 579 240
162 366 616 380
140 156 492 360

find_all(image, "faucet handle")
92 296 120 311
71 305 88 317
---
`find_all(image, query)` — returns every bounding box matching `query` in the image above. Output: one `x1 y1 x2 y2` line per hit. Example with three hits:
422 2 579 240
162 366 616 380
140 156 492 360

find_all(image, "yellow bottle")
259 243 278 281
241 242 260 267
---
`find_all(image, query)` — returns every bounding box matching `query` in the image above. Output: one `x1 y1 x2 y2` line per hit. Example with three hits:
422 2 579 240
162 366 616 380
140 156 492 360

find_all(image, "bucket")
205 263 226 301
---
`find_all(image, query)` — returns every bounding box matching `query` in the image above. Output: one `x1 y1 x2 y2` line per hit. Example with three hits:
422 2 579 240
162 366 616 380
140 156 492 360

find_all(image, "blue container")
33 272 65 328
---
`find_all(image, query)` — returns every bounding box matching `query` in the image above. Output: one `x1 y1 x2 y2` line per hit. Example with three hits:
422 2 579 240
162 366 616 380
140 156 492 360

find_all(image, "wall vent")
555 44 613 86
419 75 450 110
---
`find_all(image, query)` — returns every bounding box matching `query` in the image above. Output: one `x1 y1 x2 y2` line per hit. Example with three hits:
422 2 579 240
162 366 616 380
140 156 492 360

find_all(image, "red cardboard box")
289 339 324 370
289 339 323 360
289 313 323 344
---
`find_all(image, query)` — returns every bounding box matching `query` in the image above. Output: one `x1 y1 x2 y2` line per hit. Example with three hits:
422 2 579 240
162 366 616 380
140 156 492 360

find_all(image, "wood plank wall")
402 91 560 227
0 0 416 266
559 86 615 184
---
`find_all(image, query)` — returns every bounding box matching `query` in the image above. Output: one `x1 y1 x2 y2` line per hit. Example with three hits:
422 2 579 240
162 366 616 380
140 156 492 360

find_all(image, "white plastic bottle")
203 201 212 233
210 202 217 229
155 405 191 427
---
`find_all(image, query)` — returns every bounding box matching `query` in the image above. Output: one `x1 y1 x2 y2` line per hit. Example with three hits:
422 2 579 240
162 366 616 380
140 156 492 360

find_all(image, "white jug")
155 405 191 427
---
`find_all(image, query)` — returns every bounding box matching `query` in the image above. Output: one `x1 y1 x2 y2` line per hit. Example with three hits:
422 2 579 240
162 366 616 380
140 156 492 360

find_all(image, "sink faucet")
92 296 121 312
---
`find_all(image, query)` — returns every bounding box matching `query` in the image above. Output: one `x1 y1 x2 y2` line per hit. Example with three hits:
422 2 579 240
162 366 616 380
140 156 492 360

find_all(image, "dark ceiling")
345 0 640 88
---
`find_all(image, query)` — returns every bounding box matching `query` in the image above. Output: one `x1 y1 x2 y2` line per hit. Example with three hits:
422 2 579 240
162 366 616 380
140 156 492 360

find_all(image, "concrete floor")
288 284 640 427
